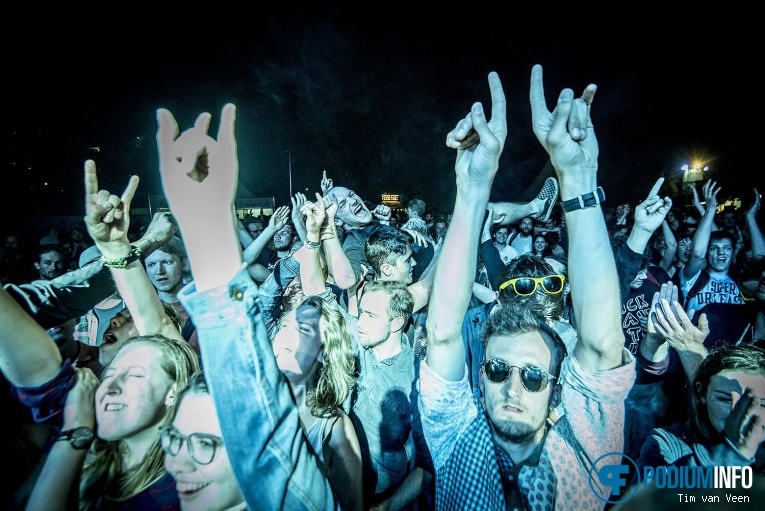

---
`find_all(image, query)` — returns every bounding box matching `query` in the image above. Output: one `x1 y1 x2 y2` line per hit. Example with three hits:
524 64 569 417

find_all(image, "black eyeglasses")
160 425 223 465
481 359 556 392
497 275 564 296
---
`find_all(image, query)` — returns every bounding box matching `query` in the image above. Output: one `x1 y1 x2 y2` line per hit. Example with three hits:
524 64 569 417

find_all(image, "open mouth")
102 333 118 345
104 403 126 411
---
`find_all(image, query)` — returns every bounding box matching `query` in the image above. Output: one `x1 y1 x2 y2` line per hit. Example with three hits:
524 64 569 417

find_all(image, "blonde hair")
301 296 356 417
79 335 200 510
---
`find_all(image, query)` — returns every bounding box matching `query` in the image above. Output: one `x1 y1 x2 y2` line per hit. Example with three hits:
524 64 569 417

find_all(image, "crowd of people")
1 63 763 511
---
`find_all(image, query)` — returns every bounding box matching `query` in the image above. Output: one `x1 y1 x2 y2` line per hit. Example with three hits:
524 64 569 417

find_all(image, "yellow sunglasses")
498 275 565 296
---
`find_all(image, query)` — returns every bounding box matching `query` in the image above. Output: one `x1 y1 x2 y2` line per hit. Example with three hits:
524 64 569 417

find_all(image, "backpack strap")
684 269 710 309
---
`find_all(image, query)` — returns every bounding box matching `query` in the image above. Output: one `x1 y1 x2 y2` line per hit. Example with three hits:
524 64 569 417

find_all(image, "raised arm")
683 180 720 280
290 192 309 244
157 104 340 510
530 64 623 371
83 160 183 341
242 206 289 267
657 219 678 273
425 71 507 382
746 188 764 257
626 178 672 258
157 104 241 290
296 194 330 297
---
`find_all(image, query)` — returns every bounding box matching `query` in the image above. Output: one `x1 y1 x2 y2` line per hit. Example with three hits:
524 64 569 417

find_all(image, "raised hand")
301 194 327 237
632 177 672 236
141 211 178 247
724 387 765 459
291 192 307 227
321 200 339 242
701 180 720 214
402 228 429 247
269 205 290 233
691 185 706 217
156 103 237 228
372 204 392 223
746 188 761 221
320 170 334 196
83 160 139 258
62 367 99 430
529 64 597 192
445 72 507 194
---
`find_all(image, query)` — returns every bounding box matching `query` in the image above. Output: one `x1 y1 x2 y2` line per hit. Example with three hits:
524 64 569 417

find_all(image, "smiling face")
165 393 245 511
480 332 558 447
706 238 734 274
325 186 373 230
95 342 174 441
533 236 548 254
519 218 534 236
272 304 323 380
704 370 765 435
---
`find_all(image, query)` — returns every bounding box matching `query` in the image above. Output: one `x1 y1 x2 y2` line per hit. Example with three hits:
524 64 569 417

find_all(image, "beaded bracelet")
103 245 142 269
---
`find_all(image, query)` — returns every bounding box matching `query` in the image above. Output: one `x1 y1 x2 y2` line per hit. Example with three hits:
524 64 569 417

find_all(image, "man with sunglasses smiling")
419 66 637 510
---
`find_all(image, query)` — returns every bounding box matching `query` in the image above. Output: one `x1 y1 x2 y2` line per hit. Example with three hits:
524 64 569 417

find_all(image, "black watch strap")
560 187 606 212
55 427 95 450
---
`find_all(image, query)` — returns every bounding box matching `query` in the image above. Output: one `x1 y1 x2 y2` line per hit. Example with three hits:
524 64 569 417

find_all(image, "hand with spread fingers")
83 159 139 259
724 387 765 459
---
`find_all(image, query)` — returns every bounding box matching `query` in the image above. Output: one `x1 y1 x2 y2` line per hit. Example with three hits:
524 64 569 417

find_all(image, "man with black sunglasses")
418 65 637 510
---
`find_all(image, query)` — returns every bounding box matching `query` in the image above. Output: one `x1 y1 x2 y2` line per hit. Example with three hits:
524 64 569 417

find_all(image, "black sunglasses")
497 275 564 296
482 359 556 392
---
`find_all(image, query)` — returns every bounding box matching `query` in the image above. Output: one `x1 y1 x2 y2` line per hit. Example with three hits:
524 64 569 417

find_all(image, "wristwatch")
54 427 95 450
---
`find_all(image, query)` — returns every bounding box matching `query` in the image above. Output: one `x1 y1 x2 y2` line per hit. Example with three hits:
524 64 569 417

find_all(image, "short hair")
156 236 188 261
497 254 564 322
36 243 65 262
407 199 426 218
690 344 765 441
708 229 736 248
362 280 414 324
482 305 568 379
365 225 411 276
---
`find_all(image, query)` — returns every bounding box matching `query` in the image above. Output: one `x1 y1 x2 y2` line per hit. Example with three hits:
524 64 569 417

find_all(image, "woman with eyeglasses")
163 370 247 511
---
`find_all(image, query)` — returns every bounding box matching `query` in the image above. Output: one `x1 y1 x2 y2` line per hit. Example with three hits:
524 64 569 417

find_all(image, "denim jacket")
178 267 341 511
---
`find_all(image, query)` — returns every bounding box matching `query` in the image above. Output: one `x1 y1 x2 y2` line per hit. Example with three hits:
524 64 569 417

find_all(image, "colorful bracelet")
103 245 142 269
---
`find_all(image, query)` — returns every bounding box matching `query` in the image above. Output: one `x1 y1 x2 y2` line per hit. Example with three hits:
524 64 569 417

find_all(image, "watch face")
70 427 95 449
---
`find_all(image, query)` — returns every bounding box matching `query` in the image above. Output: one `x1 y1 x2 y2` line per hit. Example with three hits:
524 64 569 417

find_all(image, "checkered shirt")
418 349 635 510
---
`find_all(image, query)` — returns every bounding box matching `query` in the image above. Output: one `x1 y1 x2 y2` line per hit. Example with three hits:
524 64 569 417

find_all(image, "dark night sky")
5 12 755 224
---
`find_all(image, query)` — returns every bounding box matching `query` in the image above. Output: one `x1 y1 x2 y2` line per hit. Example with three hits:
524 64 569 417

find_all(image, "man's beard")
490 414 542 445
360 323 391 350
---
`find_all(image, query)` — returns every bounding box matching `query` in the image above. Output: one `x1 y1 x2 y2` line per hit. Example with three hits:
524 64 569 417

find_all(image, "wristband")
560 187 606 213
304 239 321 251
103 245 142 269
